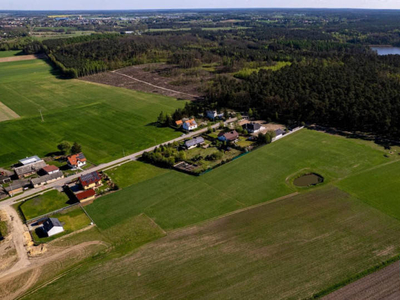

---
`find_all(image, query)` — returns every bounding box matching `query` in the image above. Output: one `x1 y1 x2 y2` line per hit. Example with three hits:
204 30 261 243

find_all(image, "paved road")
0 118 236 209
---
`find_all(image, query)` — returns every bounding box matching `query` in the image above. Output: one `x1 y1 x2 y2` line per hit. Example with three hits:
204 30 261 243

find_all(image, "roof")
218 130 239 141
243 122 262 131
42 165 59 173
184 119 197 127
31 172 64 185
79 171 101 187
67 152 86 166
275 129 285 136
76 189 96 201
19 155 41 165
14 160 47 176
184 136 205 148
175 120 183 126
43 218 63 232
4 180 29 192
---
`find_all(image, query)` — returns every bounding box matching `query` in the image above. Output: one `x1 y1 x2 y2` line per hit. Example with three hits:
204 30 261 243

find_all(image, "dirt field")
0 101 20 122
238 119 285 135
0 54 45 63
81 63 210 100
324 261 400 300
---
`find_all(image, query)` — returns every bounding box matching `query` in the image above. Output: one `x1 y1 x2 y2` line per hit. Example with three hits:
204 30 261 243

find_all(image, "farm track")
111 70 198 98
0 240 108 299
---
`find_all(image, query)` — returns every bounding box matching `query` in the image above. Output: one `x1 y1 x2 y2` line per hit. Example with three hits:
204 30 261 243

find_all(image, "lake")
371 46 400 56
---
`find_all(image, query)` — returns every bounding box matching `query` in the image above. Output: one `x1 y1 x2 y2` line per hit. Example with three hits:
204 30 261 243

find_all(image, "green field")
105 161 168 189
87 129 393 230
32 207 91 243
337 160 400 220
18 190 70 220
0 50 23 58
0 59 185 167
234 61 292 79
24 187 400 299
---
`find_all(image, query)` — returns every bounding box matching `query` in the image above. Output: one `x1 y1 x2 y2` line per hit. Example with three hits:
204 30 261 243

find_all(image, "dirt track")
324 261 400 300
0 54 45 63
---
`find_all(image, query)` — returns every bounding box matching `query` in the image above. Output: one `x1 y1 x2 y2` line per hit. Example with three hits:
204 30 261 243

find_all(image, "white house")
67 152 87 169
42 218 64 237
183 119 198 131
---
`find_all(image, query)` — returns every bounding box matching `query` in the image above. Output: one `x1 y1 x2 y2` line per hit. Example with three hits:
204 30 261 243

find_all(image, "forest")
4 9 400 137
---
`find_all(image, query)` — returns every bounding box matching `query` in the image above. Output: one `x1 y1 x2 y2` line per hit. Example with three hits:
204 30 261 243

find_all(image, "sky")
2 0 400 10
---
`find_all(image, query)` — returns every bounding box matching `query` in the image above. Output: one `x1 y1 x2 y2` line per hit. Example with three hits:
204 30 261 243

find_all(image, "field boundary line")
141 213 167 235
167 192 299 233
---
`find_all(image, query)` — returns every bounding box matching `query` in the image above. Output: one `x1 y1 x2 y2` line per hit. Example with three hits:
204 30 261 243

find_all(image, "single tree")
57 141 71 154
71 142 82 154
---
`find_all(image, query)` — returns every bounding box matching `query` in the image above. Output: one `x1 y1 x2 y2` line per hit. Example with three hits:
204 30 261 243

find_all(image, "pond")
370 46 400 56
293 173 324 187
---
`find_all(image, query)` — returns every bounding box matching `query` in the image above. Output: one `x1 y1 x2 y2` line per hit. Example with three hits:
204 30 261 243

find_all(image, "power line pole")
39 109 44 122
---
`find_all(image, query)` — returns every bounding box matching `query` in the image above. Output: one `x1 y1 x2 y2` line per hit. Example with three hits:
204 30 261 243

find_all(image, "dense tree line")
206 55 400 137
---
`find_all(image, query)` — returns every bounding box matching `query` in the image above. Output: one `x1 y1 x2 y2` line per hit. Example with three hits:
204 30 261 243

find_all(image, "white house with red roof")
67 152 87 169
182 119 198 131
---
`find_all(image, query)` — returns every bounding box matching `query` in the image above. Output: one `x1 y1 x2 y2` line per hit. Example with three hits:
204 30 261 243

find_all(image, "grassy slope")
25 187 400 300
87 129 392 230
0 50 23 58
337 160 400 220
0 59 185 167
19 190 70 220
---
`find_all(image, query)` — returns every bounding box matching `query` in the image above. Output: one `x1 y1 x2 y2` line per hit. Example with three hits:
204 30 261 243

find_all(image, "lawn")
24 187 400 299
104 161 168 189
31 207 91 243
18 190 70 220
87 129 393 230
0 50 23 58
337 160 400 220
0 59 185 167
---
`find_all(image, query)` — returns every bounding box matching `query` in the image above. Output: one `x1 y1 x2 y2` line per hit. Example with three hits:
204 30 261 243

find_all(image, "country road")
0 118 236 209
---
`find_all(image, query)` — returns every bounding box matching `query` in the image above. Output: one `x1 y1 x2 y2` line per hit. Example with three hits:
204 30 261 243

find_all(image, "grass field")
24 187 400 299
0 59 185 167
18 190 71 221
337 160 400 220
31 207 91 243
105 161 168 189
87 129 393 230
0 101 19 123
234 61 292 79
0 50 23 58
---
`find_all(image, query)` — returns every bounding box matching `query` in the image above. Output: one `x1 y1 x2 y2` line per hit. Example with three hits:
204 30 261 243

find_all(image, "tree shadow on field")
309 124 400 150
41 56 71 80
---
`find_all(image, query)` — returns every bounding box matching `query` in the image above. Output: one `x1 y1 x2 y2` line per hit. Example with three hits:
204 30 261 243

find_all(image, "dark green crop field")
0 59 185 167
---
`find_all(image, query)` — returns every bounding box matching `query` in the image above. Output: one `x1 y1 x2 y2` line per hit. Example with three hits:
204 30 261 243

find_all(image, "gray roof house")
42 218 64 237
19 155 42 166
242 122 263 133
184 137 205 149
14 160 47 178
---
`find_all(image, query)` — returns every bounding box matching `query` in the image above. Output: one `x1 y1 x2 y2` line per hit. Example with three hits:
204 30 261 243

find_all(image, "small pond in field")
293 173 324 187
370 46 400 56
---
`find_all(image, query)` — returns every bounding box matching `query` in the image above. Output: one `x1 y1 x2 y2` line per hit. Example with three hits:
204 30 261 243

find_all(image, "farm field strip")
22 187 400 300
0 54 45 63
0 101 20 122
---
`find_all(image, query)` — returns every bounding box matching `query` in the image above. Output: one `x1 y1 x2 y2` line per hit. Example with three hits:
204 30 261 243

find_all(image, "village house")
4 180 28 196
75 188 96 203
67 152 87 169
42 218 64 237
182 119 198 131
175 120 183 127
206 110 218 120
184 137 205 149
79 171 102 190
242 122 265 133
30 172 65 188
218 130 239 143
274 129 285 140
0 173 11 184
42 165 60 175
14 160 47 178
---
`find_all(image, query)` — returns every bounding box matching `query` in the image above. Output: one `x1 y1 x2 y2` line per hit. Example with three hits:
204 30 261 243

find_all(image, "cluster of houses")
1 152 88 197
65 171 102 204
175 110 226 132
